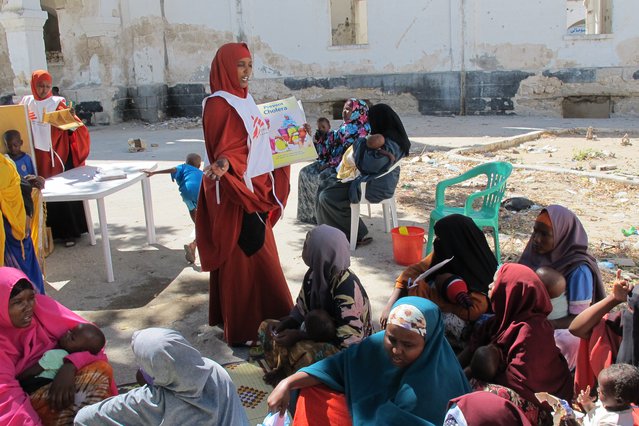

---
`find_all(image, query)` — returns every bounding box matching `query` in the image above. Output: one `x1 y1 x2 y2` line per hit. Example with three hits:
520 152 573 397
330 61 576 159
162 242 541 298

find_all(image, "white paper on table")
411 256 454 287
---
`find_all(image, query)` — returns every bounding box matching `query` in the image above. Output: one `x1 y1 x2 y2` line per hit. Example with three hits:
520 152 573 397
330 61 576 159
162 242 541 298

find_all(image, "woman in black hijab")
316 104 410 246
380 214 499 347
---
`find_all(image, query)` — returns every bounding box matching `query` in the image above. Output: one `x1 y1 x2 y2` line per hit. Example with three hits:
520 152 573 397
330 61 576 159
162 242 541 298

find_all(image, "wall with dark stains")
2 0 639 121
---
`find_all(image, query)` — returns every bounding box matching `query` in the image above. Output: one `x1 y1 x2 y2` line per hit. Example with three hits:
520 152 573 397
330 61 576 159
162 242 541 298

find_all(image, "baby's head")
316 117 331 134
470 344 501 382
365 134 385 150
304 309 336 343
58 323 105 355
3 130 23 157
186 153 202 169
535 266 566 298
596 364 639 410
435 273 473 309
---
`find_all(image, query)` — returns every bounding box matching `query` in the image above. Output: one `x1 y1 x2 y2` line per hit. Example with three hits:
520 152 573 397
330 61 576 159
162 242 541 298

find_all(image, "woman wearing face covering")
21 70 90 247
195 43 293 345
315 103 410 246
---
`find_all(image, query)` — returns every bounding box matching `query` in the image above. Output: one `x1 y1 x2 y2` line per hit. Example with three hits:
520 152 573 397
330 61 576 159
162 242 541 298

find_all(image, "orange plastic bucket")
391 226 425 266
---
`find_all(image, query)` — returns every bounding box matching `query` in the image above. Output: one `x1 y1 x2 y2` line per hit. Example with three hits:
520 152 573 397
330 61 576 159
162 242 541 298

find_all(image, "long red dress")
196 43 292 345
22 70 91 240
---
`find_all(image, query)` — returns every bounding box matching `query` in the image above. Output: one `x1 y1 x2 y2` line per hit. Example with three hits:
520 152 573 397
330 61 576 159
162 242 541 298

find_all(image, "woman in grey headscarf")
257 225 372 385
74 328 249 426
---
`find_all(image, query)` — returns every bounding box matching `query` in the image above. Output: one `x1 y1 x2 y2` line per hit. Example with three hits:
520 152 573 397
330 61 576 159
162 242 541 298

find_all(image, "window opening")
330 0 368 46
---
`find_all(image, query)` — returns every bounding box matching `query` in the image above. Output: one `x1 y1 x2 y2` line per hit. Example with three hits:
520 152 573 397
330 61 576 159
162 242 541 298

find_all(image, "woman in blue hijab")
267 296 470 425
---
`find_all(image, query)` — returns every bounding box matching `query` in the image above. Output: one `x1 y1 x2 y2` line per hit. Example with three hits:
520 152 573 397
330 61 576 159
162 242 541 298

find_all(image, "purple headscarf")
519 205 605 303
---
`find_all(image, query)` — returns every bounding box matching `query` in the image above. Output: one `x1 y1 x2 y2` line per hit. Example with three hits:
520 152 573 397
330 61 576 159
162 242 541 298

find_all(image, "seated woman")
258 224 372 385
74 327 249 425
267 297 470 426
519 205 606 370
459 263 573 425
297 99 370 224
0 267 115 425
444 391 532 426
569 269 637 394
381 214 498 347
316 103 410 246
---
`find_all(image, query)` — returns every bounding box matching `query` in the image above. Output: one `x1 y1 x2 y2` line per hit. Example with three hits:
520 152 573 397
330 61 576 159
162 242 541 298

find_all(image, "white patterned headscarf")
388 304 427 337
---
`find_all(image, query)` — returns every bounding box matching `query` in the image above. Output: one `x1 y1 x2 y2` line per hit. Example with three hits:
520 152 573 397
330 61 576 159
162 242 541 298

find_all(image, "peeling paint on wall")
470 43 555 70
0 27 13 96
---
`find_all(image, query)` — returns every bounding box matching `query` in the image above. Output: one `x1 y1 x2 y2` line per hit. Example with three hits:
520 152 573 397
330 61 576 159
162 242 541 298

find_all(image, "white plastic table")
42 161 157 282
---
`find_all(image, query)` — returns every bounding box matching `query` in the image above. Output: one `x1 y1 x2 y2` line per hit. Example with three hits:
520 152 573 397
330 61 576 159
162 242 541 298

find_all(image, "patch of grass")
572 148 606 161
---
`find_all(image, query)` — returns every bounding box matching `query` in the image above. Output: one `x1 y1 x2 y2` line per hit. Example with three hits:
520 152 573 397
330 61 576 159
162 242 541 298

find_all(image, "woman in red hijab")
459 263 573 425
196 43 293 345
21 70 91 247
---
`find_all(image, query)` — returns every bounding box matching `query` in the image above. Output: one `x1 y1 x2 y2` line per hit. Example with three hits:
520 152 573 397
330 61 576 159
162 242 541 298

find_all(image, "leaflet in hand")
42 109 84 131
257 96 317 168
412 256 454 285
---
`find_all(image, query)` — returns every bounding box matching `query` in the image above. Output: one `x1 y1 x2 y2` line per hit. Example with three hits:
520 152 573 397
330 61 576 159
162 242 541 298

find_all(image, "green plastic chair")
425 161 513 261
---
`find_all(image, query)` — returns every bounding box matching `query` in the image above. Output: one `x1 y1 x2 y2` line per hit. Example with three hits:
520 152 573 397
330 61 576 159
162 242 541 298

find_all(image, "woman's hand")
274 329 305 347
49 362 77 410
611 269 632 303
267 379 291 416
379 304 392 329
143 170 155 177
206 158 229 180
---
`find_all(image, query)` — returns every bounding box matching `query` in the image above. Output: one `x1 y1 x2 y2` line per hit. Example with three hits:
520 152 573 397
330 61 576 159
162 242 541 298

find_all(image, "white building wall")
1 0 639 119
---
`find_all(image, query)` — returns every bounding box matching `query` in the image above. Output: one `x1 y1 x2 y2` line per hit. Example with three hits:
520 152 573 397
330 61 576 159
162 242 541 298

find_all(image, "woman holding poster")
196 43 293 345
21 70 90 247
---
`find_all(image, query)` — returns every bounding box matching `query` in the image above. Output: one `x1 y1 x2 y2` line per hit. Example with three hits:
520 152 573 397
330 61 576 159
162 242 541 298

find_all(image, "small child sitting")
313 117 331 143
4 129 35 178
303 309 337 343
3 130 44 190
433 273 474 309
468 343 502 382
564 363 639 425
17 323 105 393
536 266 568 320
145 153 203 263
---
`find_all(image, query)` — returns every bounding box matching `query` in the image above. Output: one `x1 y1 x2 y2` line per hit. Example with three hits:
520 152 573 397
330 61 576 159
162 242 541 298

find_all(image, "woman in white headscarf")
74 328 249 426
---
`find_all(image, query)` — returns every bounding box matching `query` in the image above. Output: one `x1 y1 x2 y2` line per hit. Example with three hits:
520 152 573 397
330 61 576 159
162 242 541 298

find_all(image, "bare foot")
184 243 196 263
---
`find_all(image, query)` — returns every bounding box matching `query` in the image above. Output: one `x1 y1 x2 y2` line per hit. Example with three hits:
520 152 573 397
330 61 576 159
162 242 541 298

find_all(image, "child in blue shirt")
4 130 38 180
145 153 203 263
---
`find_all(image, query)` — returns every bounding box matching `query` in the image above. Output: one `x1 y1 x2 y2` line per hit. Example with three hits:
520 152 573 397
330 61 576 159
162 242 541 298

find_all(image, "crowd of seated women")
3 84 637 425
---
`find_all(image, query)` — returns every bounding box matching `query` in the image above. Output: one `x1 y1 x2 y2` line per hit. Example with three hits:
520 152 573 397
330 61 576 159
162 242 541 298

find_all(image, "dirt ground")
396 129 639 288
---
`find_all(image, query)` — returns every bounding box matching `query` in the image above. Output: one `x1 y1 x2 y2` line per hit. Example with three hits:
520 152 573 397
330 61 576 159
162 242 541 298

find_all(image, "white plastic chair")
349 159 402 251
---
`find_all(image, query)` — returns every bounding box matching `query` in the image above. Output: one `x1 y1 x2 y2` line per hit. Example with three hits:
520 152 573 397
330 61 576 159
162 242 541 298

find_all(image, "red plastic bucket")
391 226 425 266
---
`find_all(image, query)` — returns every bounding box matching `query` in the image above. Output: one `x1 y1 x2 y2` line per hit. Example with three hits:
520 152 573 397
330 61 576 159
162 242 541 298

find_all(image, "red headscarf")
30 70 52 101
447 391 532 426
479 263 573 403
209 43 251 98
